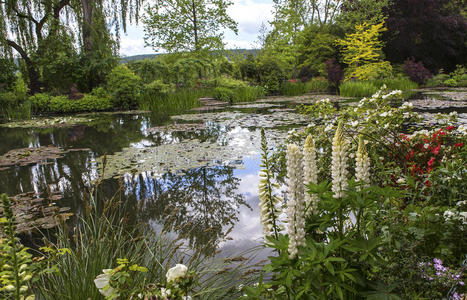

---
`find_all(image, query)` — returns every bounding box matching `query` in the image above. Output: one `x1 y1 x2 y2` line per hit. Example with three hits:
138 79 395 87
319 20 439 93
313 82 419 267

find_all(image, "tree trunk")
6 40 41 94
81 0 94 55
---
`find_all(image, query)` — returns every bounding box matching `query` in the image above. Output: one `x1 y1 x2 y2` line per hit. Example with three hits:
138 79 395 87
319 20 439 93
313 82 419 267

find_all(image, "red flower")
432 145 441 155
454 142 464 148
446 126 455 131
424 180 432 187
428 157 435 167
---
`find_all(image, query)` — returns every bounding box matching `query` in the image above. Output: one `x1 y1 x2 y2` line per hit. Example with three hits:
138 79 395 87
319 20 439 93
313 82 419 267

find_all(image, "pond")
0 88 466 258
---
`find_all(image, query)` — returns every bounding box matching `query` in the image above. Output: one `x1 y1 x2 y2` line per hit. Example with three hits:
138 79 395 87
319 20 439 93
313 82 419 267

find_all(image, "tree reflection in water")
123 165 250 255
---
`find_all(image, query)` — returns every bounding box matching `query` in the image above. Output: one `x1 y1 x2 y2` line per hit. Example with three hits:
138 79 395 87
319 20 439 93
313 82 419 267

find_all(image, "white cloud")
120 36 154 56
228 0 274 35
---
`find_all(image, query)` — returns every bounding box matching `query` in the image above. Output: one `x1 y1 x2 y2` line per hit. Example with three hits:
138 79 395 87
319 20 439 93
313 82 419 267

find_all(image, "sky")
119 0 275 56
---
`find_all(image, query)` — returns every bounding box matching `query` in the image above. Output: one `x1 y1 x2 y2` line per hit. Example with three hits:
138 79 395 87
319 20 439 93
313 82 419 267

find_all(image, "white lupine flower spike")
355 135 371 190
331 121 349 199
303 135 319 216
286 144 306 259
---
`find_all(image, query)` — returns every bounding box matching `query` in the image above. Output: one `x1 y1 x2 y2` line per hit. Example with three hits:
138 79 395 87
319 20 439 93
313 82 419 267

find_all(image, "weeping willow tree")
0 0 143 93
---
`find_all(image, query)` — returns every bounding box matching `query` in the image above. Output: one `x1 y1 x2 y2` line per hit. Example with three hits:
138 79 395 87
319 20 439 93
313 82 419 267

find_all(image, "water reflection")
0 108 291 256
122 165 250 255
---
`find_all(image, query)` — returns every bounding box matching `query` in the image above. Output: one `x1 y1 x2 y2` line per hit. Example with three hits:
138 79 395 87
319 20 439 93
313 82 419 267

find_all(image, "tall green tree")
143 0 238 54
0 0 142 93
0 0 71 93
336 0 389 32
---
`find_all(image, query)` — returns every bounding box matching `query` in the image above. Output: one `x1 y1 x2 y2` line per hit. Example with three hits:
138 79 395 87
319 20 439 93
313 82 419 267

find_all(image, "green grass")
305 77 330 93
281 81 308 96
339 81 379 98
212 86 265 103
35 183 258 299
139 89 208 114
340 77 418 98
281 78 330 96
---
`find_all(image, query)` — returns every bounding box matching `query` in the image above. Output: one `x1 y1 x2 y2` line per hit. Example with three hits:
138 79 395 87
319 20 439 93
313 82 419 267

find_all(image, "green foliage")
347 61 393 81
280 81 308 96
29 93 51 113
212 86 265 103
425 72 451 87
139 89 205 115
127 58 170 84
336 22 392 81
298 26 339 77
38 30 79 93
0 58 16 91
336 0 389 32
48 95 112 113
144 80 174 95
306 77 331 93
143 0 237 53
213 87 234 102
0 194 35 300
339 81 379 97
0 76 31 119
257 57 287 94
106 65 142 109
0 194 66 300
340 77 417 98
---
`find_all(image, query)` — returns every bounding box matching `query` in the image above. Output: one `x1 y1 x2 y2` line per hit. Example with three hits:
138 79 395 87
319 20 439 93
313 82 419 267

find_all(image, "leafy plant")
106 65 142 109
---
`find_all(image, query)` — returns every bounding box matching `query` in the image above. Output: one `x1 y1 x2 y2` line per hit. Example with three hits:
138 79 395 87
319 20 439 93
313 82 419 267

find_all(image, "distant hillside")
120 49 260 63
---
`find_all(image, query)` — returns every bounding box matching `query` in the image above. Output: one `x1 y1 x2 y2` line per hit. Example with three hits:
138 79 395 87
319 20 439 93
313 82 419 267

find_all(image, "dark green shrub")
49 94 112 113
29 93 51 113
91 87 108 99
425 73 450 87
144 80 174 95
127 59 170 84
257 58 286 94
306 77 330 92
213 87 234 102
106 65 142 109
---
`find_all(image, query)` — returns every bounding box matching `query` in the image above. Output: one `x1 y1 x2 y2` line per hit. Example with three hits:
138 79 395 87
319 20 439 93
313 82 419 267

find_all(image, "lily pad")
0 116 95 128
172 111 310 128
146 123 207 134
97 127 294 180
0 146 90 170
0 191 72 233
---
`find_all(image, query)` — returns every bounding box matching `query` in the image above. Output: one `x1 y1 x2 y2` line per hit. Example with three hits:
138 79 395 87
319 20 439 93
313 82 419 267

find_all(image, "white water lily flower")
94 269 118 298
166 264 188 282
